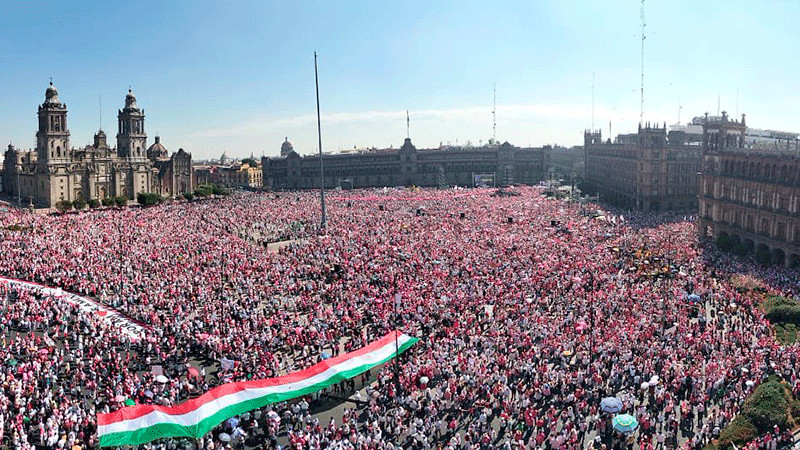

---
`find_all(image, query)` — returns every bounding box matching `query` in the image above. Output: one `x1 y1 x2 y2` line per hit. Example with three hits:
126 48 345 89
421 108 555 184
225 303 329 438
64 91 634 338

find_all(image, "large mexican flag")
98 331 418 447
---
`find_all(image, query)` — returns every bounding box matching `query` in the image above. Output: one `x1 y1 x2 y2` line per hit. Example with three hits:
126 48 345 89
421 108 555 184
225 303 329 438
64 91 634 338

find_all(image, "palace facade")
698 114 800 267
262 138 550 190
2 83 193 207
584 123 702 212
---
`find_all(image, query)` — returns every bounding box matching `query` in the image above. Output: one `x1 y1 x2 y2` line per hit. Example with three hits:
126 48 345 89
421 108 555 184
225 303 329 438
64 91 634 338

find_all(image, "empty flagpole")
314 51 327 229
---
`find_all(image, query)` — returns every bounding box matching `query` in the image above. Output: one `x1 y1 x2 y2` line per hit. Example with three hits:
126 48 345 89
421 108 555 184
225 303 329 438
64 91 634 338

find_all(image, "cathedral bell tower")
36 81 70 164
117 89 146 160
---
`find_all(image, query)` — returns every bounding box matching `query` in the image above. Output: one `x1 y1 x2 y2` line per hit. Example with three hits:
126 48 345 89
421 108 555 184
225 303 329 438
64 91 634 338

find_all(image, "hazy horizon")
2 0 799 159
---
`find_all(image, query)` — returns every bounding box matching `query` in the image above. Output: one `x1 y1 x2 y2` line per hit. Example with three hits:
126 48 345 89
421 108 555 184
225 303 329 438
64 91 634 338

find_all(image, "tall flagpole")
315 51 327 229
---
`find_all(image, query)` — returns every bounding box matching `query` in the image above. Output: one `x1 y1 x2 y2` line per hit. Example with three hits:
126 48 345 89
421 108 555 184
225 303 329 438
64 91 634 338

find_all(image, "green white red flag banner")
97 331 418 447
0 276 146 340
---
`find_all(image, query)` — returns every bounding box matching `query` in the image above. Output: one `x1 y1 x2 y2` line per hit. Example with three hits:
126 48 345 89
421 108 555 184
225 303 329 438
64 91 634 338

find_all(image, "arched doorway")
743 239 755 254
772 248 786 267
755 243 771 265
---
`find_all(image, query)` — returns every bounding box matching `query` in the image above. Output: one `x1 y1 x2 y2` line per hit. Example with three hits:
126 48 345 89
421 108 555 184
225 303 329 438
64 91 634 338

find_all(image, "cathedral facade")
2 83 193 207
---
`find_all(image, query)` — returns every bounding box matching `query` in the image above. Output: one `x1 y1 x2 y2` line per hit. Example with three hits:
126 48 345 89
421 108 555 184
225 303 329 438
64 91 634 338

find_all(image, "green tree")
137 192 164 207
88 198 101 209
182 192 194 202
194 185 212 197
101 197 115 207
72 198 87 211
54 200 72 214
114 196 127 207
741 378 792 431
717 415 757 449
212 184 230 195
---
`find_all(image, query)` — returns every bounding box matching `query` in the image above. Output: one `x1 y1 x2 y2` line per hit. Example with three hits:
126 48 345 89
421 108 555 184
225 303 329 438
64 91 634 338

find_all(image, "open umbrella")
218 433 231 442
144 390 154 398
320 352 331 360
600 397 624 414
686 293 701 303
225 417 240 428
155 375 169 383
124 398 136 406
612 414 639 434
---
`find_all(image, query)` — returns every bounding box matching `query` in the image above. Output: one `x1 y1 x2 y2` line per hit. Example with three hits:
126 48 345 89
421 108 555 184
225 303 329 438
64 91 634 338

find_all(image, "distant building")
698 113 800 267
147 137 195 197
584 122 702 211
550 145 584 180
262 138 550 190
193 161 262 189
2 83 193 207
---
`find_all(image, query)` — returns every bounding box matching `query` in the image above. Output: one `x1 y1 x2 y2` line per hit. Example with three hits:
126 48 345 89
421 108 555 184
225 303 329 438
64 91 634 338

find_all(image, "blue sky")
1 0 799 159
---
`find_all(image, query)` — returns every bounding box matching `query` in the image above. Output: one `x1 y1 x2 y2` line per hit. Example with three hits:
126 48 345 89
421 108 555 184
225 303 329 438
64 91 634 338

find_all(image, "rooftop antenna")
492 83 497 142
639 0 645 125
592 71 594 133
406 110 410 139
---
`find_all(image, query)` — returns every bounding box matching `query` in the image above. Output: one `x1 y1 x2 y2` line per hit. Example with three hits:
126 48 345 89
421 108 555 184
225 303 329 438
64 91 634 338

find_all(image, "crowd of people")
0 187 799 449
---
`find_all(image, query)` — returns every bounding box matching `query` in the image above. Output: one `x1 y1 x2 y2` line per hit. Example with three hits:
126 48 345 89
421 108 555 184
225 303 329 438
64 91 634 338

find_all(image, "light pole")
16 162 21 208
394 292 402 401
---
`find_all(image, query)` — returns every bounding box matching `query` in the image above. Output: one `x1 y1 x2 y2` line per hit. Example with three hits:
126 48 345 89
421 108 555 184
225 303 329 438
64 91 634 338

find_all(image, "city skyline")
2 0 800 159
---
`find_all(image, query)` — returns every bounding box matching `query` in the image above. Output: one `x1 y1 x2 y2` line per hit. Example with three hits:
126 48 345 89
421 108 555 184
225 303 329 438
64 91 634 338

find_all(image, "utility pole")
314 51 327 229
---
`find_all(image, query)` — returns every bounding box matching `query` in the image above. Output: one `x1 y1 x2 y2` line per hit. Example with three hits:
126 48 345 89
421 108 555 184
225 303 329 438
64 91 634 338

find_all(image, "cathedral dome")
147 136 168 160
280 137 294 156
45 82 60 104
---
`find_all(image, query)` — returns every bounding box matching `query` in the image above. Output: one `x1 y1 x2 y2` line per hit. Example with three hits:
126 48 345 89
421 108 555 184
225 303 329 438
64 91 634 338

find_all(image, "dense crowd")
0 187 799 449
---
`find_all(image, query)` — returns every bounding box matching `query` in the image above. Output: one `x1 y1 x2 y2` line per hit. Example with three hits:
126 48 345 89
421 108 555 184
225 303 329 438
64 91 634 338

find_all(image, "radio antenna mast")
592 71 594 133
492 83 497 142
640 0 645 125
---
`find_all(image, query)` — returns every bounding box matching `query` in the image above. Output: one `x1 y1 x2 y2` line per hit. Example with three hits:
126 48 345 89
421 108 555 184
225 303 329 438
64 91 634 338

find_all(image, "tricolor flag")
98 331 417 446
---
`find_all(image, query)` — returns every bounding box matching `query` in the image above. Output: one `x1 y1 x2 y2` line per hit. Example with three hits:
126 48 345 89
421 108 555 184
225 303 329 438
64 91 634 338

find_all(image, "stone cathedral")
2 83 193 207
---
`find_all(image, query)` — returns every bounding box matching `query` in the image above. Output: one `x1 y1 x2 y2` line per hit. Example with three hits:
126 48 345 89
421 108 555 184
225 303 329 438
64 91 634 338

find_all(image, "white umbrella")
155 375 169 383
640 382 649 390
419 376 430 386
218 432 231 442
649 375 659 385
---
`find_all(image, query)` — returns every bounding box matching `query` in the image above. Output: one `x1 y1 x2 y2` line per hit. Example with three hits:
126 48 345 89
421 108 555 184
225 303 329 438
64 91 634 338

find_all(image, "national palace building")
2 83 193 208
262 137 550 190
